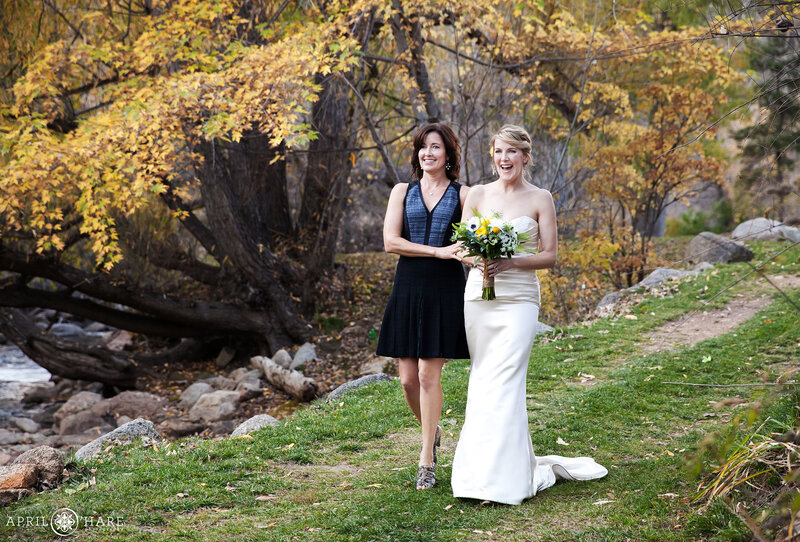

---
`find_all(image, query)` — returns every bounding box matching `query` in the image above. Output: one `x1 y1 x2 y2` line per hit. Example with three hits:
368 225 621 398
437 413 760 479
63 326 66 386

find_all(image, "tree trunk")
297 74 357 312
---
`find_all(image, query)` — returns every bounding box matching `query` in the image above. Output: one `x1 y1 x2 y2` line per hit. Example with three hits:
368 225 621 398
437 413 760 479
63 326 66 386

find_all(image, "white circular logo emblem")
50 508 79 537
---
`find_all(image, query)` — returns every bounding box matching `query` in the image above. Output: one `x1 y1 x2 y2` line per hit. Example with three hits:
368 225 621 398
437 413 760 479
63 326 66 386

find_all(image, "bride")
451 125 607 505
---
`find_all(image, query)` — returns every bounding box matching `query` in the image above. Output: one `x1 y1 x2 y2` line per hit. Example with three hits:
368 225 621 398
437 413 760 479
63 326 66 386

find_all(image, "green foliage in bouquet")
451 211 533 300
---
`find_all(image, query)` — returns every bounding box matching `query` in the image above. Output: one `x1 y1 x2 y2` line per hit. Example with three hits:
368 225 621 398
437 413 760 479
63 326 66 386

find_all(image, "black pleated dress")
376 180 470 359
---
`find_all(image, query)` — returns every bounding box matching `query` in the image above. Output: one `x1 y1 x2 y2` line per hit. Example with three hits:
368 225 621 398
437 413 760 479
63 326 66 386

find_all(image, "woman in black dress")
376 123 470 490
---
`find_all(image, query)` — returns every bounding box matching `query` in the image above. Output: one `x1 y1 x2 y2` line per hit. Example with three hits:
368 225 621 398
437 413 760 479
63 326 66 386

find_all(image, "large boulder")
636 267 685 289
290 343 317 371
271 349 293 369
12 418 40 434
201 376 236 391
731 218 800 242
0 429 23 446
159 419 204 438
74 418 161 461
230 414 280 438
327 374 392 402
20 381 57 404
596 262 714 315
90 391 167 421
59 411 109 435
53 391 103 427
685 232 753 264
188 391 240 423
0 464 38 490
235 378 263 401
12 446 63 487
177 382 214 410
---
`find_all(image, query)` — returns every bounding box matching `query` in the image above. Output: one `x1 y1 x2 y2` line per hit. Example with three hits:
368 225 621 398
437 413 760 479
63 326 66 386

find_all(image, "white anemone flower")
466 217 481 231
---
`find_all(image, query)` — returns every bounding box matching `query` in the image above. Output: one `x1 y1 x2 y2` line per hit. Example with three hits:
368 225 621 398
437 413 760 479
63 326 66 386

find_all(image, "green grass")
2 242 799 541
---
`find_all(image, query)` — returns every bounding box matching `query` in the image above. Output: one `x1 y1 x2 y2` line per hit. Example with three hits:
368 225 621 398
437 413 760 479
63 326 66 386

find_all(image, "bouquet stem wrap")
482 262 496 301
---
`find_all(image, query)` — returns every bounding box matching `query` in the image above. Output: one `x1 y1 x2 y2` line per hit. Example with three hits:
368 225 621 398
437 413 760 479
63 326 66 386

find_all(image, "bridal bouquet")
451 211 531 300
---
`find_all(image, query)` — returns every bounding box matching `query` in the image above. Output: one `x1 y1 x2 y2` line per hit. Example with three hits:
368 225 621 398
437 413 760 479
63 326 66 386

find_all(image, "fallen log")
250 355 318 401
0 308 137 389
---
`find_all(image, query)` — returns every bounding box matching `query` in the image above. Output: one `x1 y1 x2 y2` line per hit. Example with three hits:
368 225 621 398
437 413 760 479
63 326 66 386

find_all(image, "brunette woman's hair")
410 123 461 182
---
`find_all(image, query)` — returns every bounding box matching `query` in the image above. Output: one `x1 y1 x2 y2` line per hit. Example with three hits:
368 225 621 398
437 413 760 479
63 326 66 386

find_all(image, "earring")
446 162 451 171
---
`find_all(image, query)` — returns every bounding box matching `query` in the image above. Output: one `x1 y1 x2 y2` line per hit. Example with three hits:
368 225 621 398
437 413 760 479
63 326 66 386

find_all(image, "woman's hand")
434 243 462 260
475 258 514 277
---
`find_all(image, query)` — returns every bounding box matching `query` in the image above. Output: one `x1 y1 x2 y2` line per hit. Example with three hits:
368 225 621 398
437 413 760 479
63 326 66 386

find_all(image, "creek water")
0 345 51 382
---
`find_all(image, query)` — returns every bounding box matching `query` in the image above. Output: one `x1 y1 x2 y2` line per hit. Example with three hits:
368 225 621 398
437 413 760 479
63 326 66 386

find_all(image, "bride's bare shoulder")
525 183 553 201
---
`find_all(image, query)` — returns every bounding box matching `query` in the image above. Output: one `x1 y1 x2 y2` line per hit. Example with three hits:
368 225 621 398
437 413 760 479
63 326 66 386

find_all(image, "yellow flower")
476 226 487 236
492 226 500 233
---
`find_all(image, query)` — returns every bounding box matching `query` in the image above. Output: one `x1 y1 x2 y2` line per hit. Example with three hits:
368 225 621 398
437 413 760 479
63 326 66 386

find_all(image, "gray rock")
208 420 237 436
90 391 167 420
597 290 626 311
12 417 40 433
202 376 236 391
533 321 555 337
215 346 236 369
104 330 133 351
0 429 22 446
178 382 214 410
686 232 754 264
230 414 280 437
290 343 317 371
59 411 105 435
40 433 96 449
12 446 63 487
32 403 60 427
188 391 239 423
53 391 103 427
235 378 262 401
74 418 161 461
229 368 261 382
115 415 132 427
0 453 10 466
327 374 392 402
731 218 799 242
21 381 56 404
691 262 715 274
84 322 112 332
360 356 392 375
272 349 293 369
160 419 204 438
637 267 685 289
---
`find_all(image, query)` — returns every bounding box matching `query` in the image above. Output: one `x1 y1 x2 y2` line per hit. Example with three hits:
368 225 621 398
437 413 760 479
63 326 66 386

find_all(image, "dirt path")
642 274 800 353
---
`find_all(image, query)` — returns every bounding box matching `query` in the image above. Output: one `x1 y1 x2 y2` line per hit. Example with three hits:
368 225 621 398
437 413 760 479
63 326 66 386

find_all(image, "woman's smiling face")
493 139 525 182
418 131 447 175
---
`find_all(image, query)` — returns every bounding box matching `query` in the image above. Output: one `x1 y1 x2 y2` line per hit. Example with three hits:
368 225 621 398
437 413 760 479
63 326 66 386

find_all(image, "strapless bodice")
508 216 539 258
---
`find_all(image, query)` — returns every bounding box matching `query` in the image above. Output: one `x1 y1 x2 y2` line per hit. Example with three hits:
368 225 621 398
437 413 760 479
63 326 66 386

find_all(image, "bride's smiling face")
493 140 526 182
418 131 447 175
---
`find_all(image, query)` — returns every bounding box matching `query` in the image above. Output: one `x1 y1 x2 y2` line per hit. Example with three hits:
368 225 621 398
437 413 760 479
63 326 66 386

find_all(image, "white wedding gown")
451 216 607 505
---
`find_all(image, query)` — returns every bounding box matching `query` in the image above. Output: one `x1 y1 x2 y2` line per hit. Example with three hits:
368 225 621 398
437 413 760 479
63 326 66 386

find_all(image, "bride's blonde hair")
489 124 534 181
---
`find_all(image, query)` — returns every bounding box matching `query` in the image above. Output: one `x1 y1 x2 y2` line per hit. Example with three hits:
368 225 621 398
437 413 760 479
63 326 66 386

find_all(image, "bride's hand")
483 258 514 277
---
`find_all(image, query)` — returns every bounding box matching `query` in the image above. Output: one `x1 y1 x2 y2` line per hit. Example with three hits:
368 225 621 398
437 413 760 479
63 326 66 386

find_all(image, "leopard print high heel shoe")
416 464 436 490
